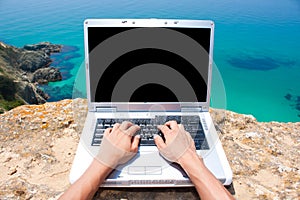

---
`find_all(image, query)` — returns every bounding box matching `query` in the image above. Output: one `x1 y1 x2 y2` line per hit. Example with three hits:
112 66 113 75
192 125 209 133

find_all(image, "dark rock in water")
284 93 300 116
60 45 79 53
41 84 73 102
296 103 300 111
228 55 295 71
285 93 292 101
31 67 62 83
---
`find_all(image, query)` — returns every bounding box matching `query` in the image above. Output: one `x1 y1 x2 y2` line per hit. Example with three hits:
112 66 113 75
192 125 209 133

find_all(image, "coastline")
0 41 64 113
1 41 299 122
1 0 300 123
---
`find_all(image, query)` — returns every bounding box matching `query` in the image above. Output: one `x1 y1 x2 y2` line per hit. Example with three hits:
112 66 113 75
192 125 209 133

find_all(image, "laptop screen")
87 25 212 103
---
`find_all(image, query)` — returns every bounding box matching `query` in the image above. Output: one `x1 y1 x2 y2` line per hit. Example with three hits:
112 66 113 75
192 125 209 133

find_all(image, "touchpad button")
128 166 145 175
146 166 162 175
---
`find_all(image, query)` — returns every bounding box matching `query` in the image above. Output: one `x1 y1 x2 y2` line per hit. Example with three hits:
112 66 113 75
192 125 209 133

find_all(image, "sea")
1 0 300 122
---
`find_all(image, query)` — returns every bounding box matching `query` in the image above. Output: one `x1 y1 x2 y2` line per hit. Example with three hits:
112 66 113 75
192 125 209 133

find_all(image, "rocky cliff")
0 41 63 113
0 99 299 199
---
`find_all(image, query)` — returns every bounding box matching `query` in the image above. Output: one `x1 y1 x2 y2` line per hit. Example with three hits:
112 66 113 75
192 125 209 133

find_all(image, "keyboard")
92 115 209 150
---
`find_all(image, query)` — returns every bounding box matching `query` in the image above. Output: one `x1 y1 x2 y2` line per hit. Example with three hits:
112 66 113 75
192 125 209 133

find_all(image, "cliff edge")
0 99 299 199
0 41 62 113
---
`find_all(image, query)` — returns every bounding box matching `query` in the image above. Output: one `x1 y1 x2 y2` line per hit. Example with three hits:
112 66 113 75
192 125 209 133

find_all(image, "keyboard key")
166 116 181 123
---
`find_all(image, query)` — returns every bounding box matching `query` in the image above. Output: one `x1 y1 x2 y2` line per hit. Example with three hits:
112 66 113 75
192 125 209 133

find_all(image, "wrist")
85 159 113 186
91 158 113 176
178 149 202 166
178 150 206 173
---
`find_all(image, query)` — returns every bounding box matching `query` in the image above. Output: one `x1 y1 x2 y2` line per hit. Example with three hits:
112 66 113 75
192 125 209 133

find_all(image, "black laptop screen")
87 27 211 102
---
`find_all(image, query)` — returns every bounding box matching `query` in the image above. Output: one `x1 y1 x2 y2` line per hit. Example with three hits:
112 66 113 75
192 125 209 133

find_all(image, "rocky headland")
0 41 63 113
0 99 299 199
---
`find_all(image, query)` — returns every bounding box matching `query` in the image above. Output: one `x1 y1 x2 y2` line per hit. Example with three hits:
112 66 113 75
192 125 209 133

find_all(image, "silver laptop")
69 19 232 187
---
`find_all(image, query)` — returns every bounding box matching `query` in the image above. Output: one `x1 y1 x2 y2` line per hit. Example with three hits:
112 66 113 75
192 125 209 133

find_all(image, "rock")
18 50 51 72
8 167 17 175
0 99 299 199
0 41 63 112
31 67 62 83
17 81 48 104
23 42 62 55
245 131 261 139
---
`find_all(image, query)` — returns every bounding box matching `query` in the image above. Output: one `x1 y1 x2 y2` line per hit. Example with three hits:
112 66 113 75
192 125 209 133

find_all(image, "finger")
157 124 171 135
112 123 120 132
165 120 179 130
154 134 167 149
126 125 140 136
184 131 193 143
178 124 185 131
183 130 192 141
131 135 141 152
103 127 113 136
184 131 196 150
119 121 133 131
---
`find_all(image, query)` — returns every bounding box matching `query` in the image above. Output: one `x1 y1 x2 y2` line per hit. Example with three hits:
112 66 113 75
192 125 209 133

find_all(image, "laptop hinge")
181 106 203 112
96 107 117 112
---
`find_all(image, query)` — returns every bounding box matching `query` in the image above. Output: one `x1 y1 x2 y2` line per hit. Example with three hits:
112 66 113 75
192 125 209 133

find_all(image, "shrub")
0 75 17 101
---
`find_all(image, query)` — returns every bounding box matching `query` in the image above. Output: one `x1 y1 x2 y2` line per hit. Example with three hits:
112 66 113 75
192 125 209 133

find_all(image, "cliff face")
0 41 62 113
0 99 299 199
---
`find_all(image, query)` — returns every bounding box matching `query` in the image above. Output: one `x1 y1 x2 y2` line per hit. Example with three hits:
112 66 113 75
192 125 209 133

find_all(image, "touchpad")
128 166 162 175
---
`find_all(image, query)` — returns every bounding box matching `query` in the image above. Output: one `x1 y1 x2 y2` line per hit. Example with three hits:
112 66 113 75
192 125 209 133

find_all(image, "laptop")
69 19 233 187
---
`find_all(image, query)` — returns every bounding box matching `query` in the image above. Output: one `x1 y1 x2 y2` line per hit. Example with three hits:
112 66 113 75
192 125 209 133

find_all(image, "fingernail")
135 134 141 138
153 134 159 139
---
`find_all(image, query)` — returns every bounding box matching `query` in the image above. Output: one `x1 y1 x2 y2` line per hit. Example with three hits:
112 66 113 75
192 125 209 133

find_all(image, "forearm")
59 159 112 200
179 152 234 200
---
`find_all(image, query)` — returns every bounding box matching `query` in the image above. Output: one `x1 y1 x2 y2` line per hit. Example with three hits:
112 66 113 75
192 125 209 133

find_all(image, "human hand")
154 120 198 163
96 121 140 169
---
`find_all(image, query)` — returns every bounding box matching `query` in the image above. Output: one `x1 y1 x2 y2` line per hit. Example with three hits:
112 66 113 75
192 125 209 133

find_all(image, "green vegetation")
0 75 17 100
0 44 19 67
0 43 27 113
0 99 24 114
0 74 24 113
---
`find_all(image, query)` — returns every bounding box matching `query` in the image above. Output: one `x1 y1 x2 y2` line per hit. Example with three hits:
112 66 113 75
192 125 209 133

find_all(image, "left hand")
96 121 141 169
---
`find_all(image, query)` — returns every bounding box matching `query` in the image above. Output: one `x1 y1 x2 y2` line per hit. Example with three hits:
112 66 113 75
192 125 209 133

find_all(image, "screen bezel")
84 19 214 112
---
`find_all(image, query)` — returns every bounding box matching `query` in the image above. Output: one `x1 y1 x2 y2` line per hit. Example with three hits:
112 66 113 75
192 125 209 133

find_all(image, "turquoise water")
1 0 300 122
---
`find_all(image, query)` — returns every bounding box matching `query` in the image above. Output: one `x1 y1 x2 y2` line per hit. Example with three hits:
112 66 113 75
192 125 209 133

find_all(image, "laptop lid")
84 19 214 112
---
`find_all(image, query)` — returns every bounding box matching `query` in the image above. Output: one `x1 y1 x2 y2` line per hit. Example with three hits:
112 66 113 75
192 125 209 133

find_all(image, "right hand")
154 120 198 163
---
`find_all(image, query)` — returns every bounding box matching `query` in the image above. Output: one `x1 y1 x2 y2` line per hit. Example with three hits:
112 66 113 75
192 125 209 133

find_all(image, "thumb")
154 134 167 149
131 135 140 152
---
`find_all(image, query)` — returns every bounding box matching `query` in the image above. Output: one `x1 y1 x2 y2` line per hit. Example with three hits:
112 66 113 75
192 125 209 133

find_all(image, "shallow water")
1 0 300 122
